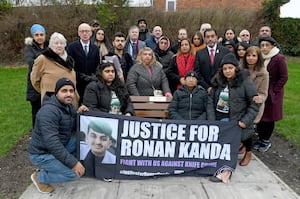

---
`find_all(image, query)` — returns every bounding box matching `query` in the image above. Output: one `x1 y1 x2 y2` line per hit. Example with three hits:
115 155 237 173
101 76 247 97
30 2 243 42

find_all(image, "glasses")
241 34 249 37
186 76 197 80
79 30 91 33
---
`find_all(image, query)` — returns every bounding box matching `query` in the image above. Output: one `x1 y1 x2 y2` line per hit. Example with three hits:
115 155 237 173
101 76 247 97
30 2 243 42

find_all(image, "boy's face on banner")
86 129 112 157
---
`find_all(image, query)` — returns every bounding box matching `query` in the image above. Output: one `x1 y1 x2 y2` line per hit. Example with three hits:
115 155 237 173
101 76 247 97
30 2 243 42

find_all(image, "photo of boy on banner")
79 116 118 180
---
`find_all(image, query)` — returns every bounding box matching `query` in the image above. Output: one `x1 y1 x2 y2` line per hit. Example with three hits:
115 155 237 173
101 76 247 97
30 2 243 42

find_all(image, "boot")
239 151 252 166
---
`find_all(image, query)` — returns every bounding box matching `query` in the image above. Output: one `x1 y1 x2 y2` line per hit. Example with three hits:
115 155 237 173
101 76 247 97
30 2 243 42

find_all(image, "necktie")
210 48 215 65
84 45 88 56
131 42 136 59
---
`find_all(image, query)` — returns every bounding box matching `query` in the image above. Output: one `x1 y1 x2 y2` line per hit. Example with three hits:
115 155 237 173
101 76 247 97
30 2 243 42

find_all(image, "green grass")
0 67 31 157
0 60 299 158
276 61 300 146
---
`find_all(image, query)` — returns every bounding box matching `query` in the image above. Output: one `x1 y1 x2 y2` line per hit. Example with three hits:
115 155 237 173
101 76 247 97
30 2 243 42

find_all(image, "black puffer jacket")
169 85 208 120
83 79 134 115
207 69 259 141
28 95 78 169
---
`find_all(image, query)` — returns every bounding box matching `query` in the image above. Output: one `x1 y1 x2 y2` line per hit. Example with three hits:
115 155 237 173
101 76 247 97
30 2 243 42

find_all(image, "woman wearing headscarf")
154 35 174 73
31 32 79 107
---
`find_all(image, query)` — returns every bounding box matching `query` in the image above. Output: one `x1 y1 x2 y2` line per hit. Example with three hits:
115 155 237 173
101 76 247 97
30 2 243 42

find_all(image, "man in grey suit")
194 28 230 93
125 26 146 62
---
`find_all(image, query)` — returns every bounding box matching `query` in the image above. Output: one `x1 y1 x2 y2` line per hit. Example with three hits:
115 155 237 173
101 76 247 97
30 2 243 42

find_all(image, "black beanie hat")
137 18 147 25
221 53 239 67
55 77 75 94
185 71 198 80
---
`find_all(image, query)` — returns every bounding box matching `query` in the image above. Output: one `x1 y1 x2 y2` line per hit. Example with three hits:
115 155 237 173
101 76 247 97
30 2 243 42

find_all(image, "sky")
280 0 300 18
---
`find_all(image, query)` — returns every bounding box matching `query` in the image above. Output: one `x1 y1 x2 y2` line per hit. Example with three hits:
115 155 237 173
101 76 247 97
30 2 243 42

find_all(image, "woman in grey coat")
126 47 172 97
207 53 259 183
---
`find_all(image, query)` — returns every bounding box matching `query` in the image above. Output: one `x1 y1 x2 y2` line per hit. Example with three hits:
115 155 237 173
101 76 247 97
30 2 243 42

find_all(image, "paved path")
19 154 300 199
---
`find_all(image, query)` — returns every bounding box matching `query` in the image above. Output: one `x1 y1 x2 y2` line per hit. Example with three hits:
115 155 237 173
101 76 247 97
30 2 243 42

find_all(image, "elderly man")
145 25 163 50
29 78 88 194
239 29 251 44
125 25 146 61
81 119 116 178
199 23 212 37
67 23 100 104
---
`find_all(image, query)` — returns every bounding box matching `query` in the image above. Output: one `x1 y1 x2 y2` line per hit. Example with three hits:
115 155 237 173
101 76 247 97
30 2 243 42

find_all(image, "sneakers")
252 140 263 150
258 141 271 152
31 171 54 194
253 140 271 152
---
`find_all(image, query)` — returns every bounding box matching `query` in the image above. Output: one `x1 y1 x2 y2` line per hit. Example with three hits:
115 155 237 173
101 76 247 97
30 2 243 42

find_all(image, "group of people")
24 19 288 193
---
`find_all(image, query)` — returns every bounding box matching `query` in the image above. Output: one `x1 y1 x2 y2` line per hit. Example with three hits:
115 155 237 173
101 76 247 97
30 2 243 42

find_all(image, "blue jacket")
169 85 208 120
28 95 78 169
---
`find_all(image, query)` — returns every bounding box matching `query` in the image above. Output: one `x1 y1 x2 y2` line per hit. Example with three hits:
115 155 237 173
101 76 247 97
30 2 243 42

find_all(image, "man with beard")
105 32 133 81
29 78 88 194
194 29 230 94
137 18 151 41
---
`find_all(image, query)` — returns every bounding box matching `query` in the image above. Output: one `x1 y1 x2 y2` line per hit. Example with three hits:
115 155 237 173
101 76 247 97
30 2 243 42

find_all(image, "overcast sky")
280 0 300 18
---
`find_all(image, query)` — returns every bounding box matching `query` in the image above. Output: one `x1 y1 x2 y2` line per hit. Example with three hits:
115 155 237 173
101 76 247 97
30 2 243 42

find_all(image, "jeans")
30 135 78 184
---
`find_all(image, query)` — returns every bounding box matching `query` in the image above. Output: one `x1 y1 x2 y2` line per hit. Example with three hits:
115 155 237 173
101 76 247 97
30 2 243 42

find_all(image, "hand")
179 77 185 85
207 87 212 94
72 162 85 177
253 95 263 104
238 121 247 128
77 105 89 113
165 92 172 98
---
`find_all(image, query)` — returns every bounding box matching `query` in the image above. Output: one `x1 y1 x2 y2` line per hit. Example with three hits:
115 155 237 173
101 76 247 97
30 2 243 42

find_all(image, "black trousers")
30 100 41 128
256 121 275 141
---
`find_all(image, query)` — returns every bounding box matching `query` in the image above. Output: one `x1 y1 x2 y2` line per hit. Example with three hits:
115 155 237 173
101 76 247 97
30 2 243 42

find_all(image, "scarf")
42 48 74 70
262 47 280 67
176 53 195 89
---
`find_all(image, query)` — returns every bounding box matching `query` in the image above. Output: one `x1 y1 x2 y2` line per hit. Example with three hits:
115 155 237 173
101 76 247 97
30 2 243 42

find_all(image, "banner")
78 111 241 180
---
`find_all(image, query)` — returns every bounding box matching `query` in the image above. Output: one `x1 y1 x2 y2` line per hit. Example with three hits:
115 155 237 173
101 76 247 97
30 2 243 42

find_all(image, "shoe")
31 171 54 194
239 151 252 166
209 176 222 183
258 141 271 152
238 145 246 154
103 178 113 182
252 140 263 150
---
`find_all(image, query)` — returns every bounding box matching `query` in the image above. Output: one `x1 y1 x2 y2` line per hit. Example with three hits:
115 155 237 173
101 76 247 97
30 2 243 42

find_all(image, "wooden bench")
130 96 172 119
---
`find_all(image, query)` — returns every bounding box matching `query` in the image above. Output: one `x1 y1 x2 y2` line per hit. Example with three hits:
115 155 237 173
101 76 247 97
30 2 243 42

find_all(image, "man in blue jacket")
28 78 88 194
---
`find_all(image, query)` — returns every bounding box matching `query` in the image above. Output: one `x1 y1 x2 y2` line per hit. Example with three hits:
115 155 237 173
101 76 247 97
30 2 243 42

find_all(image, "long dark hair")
96 62 130 113
243 46 264 72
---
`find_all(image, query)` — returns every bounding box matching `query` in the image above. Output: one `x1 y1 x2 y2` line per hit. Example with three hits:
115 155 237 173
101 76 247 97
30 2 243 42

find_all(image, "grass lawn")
276 61 300 146
0 67 31 157
0 58 299 158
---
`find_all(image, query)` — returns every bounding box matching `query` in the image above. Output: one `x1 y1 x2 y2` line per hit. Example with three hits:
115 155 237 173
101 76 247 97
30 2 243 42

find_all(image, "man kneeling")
28 78 88 193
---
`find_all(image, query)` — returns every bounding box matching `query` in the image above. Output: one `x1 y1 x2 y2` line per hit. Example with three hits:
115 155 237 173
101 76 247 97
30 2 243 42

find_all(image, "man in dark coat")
194 29 230 93
67 23 100 104
28 78 87 194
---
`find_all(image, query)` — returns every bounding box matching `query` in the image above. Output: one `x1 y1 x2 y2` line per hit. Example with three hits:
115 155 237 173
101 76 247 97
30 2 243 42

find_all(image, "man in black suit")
67 23 100 104
194 29 230 93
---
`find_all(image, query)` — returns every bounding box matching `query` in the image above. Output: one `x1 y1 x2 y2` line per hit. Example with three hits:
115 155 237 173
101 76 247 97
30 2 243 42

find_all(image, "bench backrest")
130 96 172 119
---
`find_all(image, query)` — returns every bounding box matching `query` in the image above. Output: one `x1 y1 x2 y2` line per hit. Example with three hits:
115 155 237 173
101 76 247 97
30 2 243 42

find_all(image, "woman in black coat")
207 53 258 183
83 62 134 116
